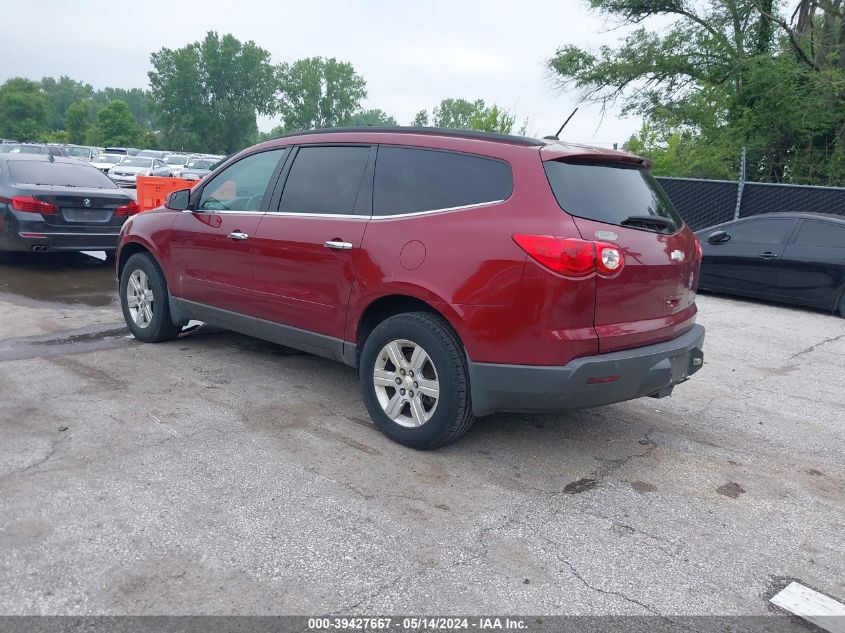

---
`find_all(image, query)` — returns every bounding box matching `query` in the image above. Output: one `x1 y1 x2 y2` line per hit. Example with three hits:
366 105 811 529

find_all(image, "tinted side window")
794 220 845 248
278 146 370 215
198 149 284 212
373 147 512 216
724 219 796 245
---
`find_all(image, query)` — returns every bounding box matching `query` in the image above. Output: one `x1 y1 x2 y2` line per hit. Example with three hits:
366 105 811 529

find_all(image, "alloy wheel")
126 269 154 329
373 339 440 428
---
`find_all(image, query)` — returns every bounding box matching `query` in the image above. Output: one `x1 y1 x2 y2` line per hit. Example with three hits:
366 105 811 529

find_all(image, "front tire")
360 312 476 449
119 253 182 343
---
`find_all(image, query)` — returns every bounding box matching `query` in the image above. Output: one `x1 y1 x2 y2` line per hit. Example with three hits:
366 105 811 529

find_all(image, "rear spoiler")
540 143 651 169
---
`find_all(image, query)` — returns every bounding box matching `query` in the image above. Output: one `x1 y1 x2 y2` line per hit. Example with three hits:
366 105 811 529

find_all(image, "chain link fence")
656 176 845 231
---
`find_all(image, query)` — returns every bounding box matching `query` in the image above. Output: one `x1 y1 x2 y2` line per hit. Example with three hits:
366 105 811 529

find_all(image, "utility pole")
734 147 746 220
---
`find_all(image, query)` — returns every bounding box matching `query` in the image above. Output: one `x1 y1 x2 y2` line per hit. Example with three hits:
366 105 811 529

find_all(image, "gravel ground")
0 252 843 617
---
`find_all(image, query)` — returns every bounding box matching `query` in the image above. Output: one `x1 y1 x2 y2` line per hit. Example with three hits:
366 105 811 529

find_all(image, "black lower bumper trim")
467 324 705 416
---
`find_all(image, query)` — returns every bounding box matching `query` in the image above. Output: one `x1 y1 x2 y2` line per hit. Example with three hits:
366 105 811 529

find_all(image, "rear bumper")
0 227 122 252
468 324 705 416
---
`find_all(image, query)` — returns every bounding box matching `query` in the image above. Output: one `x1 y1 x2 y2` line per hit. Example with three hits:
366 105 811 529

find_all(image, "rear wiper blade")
620 215 675 232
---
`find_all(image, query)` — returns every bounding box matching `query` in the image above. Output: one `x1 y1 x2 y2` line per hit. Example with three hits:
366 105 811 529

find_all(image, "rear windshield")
12 145 44 154
97 154 121 165
544 161 683 233
165 155 188 165
66 147 91 157
120 157 153 168
7 161 119 189
186 160 214 169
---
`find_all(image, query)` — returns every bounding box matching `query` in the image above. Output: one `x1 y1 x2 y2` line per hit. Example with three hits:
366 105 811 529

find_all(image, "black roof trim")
270 126 544 147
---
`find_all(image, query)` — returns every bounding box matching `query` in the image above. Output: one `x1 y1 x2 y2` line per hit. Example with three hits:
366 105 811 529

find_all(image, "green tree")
276 57 367 132
467 104 515 133
40 76 93 130
343 108 397 127
93 87 154 128
549 0 845 184
64 100 94 145
0 78 50 140
149 31 277 153
413 99 519 133
432 98 484 128
411 110 429 126
88 100 143 147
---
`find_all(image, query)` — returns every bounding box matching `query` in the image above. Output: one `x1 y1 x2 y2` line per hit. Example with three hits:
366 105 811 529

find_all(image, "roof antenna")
543 108 578 141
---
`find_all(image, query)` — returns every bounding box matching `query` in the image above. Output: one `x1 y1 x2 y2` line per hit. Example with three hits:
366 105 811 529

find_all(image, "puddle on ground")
0 323 131 362
0 251 117 308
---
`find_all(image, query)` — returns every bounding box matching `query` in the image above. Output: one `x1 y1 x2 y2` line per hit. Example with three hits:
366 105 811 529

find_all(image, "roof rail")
270 126 544 147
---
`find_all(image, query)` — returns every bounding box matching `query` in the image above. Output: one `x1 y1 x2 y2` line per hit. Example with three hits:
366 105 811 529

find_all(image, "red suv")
116 128 705 449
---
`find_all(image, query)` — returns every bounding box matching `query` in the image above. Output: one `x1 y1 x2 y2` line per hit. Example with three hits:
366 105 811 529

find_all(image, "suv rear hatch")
542 148 699 353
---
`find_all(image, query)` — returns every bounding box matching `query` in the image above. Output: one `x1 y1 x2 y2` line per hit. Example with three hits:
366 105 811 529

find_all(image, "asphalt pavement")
0 251 843 617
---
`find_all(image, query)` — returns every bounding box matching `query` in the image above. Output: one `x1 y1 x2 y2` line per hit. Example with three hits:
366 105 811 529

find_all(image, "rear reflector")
512 234 625 278
6 196 58 214
19 233 46 238
587 375 620 384
115 200 140 216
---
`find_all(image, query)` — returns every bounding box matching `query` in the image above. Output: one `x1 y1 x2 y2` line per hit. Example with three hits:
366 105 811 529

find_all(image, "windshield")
97 154 121 165
165 156 188 165
66 147 91 158
137 150 162 158
12 145 44 154
119 157 153 168
186 160 214 170
8 160 119 189
543 161 683 233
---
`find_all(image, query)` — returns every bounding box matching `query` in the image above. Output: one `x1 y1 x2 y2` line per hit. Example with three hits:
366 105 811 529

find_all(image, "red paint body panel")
568 217 699 352
169 211 263 315
252 214 368 338
117 130 701 371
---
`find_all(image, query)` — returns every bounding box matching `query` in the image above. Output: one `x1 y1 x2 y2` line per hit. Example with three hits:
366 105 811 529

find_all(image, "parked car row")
0 140 224 187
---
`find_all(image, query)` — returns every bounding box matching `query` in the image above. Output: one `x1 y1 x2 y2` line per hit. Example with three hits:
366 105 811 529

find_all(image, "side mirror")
707 230 730 244
165 188 191 211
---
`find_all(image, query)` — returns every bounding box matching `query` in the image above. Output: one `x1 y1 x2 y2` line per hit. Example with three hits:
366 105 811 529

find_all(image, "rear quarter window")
7 161 118 189
544 161 683 232
373 146 512 216
794 220 845 248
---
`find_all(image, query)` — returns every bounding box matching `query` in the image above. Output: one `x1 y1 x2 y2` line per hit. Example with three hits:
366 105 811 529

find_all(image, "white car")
163 153 197 177
90 153 124 174
108 156 173 187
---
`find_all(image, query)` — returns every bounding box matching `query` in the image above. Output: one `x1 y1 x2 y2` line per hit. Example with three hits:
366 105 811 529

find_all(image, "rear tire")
359 312 476 449
119 253 182 343
839 292 845 318
0 250 11 264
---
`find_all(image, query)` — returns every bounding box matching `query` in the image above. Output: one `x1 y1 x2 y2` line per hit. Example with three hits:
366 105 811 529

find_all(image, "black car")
0 154 139 260
696 212 845 316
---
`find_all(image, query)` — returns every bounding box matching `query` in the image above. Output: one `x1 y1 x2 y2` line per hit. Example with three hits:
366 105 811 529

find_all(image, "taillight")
7 195 58 214
694 236 702 261
513 234 625 278
115 200 140 216
512 234 595 277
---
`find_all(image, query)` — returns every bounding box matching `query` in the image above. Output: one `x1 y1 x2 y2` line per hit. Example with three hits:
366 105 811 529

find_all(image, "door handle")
324 240 352 250
759 251 778 259
228 231 249 241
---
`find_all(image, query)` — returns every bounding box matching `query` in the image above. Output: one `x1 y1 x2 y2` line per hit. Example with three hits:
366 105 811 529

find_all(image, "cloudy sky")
4 0 644 146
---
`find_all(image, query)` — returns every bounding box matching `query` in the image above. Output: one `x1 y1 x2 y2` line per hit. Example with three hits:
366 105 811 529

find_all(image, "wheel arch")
353 293 470 362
